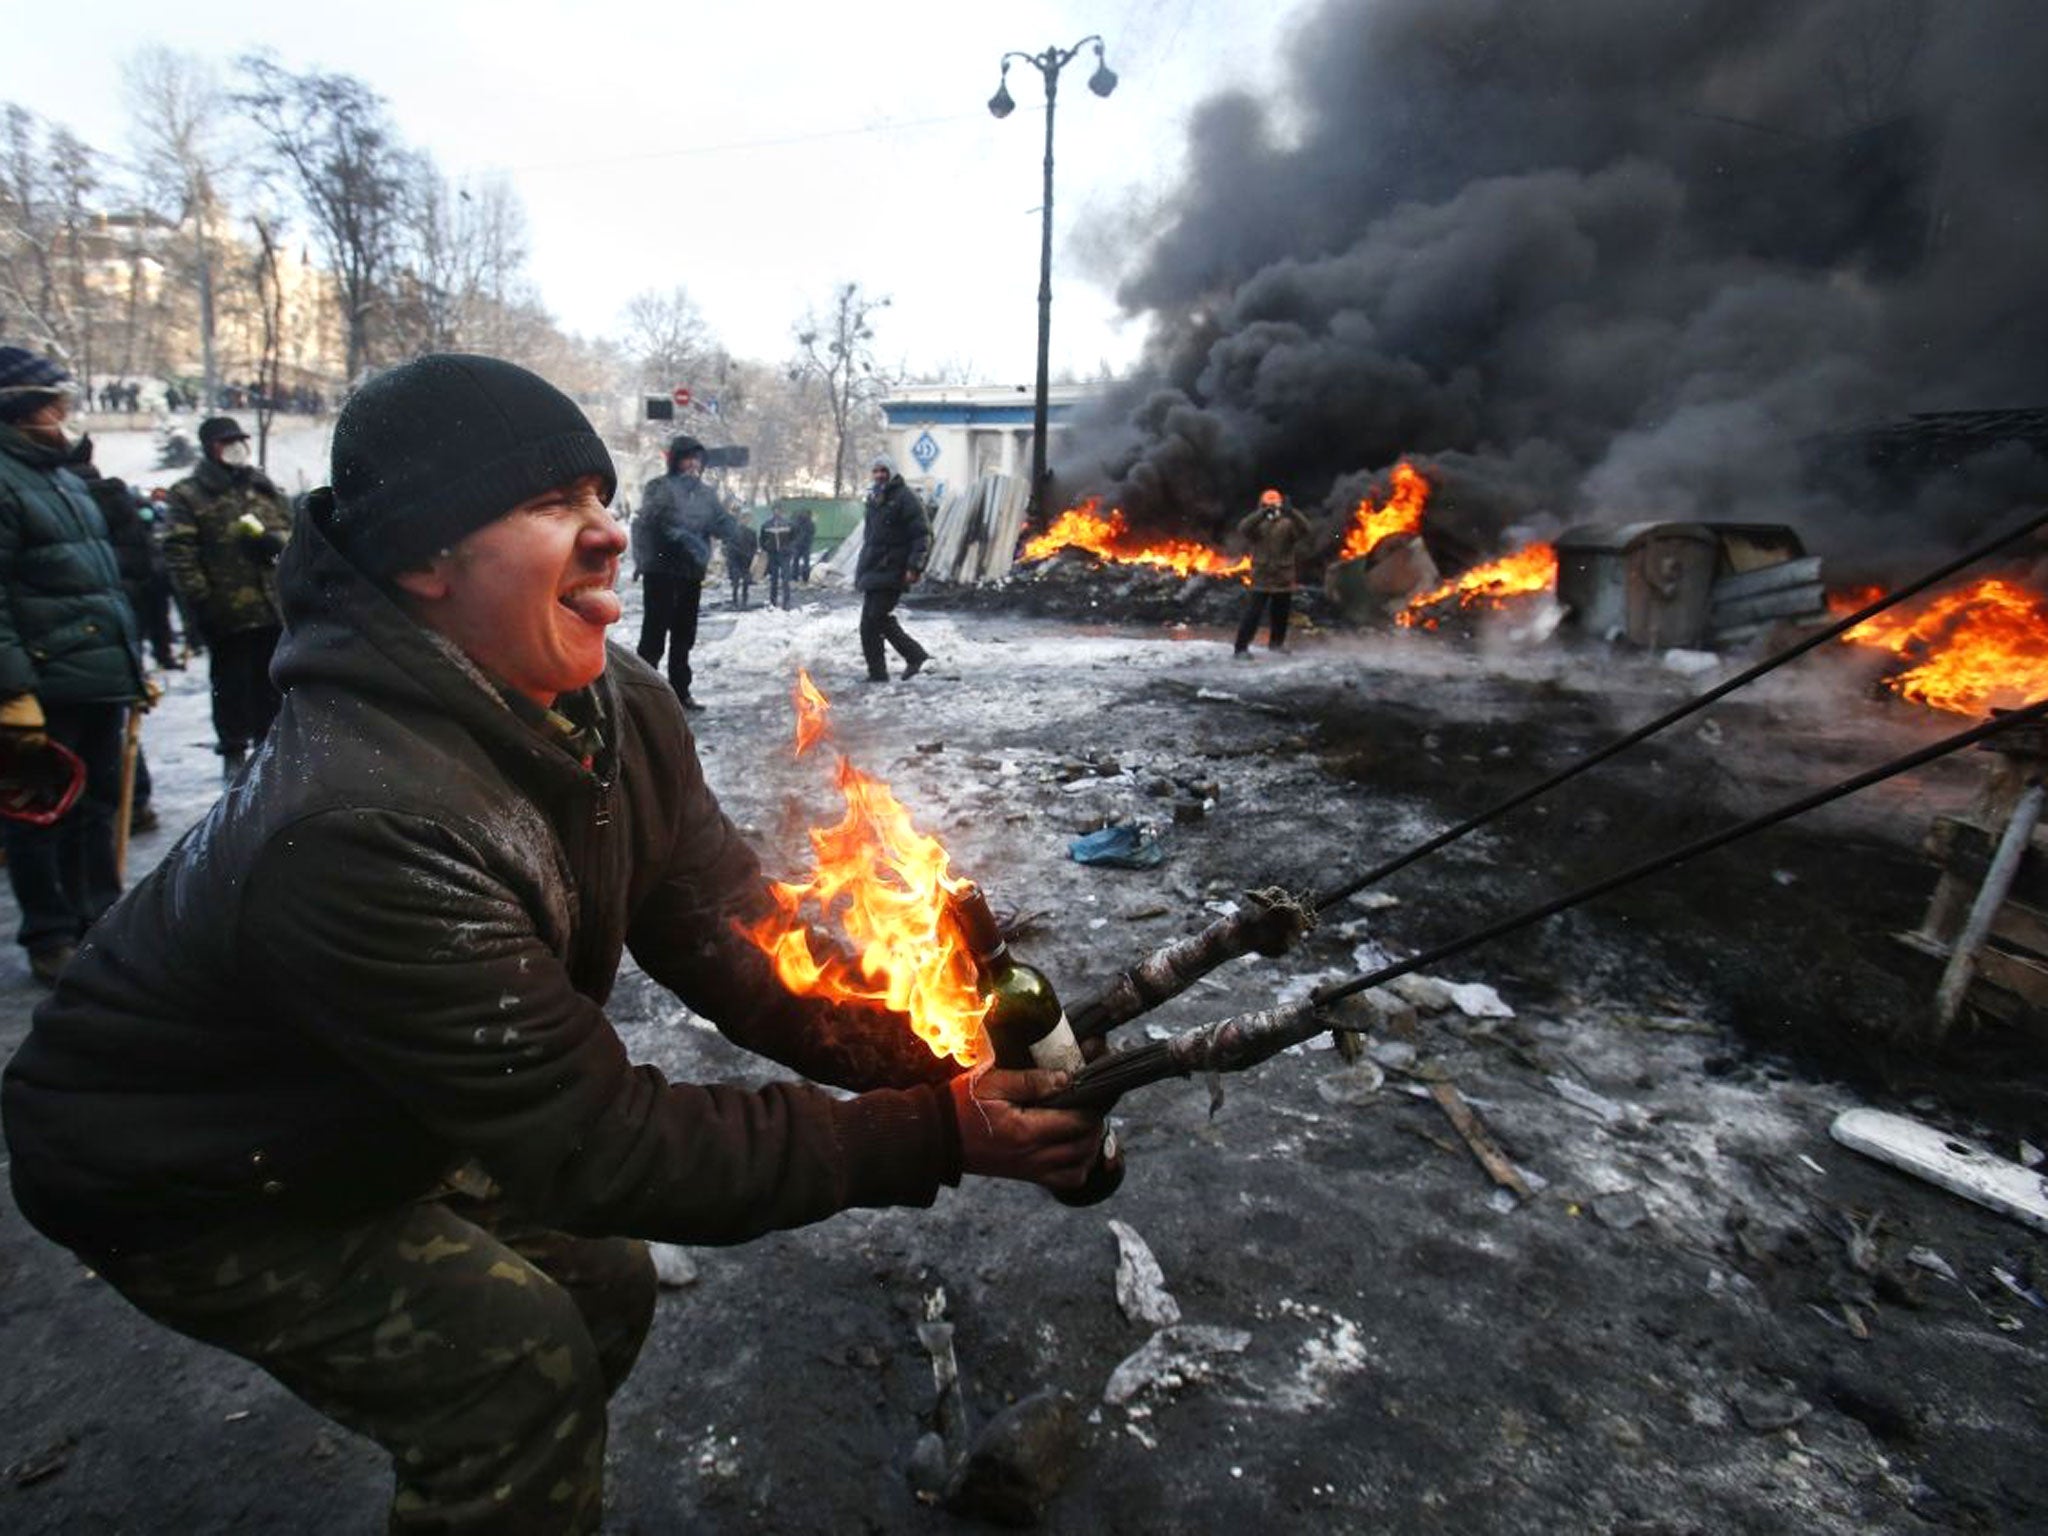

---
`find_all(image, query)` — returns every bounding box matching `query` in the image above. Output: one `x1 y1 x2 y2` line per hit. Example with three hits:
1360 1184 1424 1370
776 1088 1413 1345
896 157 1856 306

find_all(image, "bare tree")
47 126 103 391
236 54 410 381
395 164 534 357
124 46 232 404
620 284 719 396
793 281 891 496
249 212 287 461
0 105 74 357
722 359 835 501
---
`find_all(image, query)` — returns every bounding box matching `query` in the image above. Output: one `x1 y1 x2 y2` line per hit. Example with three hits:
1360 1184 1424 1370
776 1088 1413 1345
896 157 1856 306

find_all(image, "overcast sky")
8 0 1317 384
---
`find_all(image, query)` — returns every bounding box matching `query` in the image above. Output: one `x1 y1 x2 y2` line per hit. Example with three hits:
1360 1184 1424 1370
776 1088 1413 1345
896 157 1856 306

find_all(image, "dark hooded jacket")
855 466 930 592
2 495 960 1266
0 421 146 705
62 438 155 593
633 472 736 581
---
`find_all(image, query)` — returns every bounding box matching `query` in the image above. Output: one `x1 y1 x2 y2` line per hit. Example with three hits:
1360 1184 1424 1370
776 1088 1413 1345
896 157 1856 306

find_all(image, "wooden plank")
1990 897 2048 962
1893 930 2033 1027
1977 944 2048 1010
1926 816 2048 910
1429 1081 1533 1199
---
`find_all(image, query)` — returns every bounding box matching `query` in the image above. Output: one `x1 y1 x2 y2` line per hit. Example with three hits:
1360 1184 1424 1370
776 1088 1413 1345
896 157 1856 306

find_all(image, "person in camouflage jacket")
164 415 290 774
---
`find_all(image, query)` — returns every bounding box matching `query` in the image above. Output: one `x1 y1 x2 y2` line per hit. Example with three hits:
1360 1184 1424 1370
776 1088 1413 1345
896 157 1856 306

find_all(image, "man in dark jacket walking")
723 508 758 610
1233 488 1314 655
164 415 292 776
0 347 149 983
2 355 1100 1535
759 506 796 608
856 453 931 682
632 434 735 708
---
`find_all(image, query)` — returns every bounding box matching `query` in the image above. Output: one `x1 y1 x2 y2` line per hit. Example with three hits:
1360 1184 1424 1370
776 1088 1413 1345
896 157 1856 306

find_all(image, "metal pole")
1030 54 1058 528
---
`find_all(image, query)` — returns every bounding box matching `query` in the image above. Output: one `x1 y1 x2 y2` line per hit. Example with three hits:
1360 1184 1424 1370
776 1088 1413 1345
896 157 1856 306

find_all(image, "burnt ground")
3 576 2046 1534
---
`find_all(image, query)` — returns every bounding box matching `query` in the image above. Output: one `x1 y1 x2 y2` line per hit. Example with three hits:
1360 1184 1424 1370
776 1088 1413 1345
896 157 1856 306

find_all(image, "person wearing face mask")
0 347 149 983
163 416 292 778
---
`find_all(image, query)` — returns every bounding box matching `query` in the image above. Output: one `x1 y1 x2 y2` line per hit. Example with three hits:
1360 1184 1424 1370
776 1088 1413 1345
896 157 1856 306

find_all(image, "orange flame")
743 676 989 1066
1840 577 2048 716
1020 497 1250 580
1397 542 1559 629
1339 461 1430 562
793 668 830 757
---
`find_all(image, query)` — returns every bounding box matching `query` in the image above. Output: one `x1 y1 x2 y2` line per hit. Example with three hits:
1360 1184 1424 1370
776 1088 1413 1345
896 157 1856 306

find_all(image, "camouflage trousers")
100 1173 656 1535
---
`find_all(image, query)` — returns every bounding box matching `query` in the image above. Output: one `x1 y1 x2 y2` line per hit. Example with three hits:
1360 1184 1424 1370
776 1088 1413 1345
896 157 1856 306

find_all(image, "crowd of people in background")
88 379 328 416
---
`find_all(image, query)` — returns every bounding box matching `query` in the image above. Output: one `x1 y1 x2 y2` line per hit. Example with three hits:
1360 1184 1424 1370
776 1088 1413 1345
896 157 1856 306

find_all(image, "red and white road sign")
672 386 692 408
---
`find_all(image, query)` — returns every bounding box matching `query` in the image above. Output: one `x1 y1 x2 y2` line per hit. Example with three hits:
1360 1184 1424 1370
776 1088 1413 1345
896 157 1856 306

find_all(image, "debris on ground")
1832 1107 2048 1232
1068 823 1168 869
1103 1326 1253 1409
941 1390 1082 1527
1108 1220 1182 1329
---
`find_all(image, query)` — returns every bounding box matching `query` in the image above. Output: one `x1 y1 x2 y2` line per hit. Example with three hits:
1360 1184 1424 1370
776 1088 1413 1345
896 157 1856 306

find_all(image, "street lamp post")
988 36 1116 527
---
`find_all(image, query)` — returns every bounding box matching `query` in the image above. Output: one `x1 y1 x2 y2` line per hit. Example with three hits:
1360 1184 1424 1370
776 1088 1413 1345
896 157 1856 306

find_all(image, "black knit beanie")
328 353 616 575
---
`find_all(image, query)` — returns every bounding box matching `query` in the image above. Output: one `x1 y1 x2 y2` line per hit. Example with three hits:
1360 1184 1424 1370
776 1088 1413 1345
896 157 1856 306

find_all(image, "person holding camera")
1233 487 1313 655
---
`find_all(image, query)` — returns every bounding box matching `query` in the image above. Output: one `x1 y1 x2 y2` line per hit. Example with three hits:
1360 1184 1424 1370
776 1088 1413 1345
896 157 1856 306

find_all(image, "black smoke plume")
1062 0 2048 575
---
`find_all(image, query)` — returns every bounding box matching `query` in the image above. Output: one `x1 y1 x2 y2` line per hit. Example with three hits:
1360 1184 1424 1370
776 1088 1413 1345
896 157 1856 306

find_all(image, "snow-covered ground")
1 541 2040 1534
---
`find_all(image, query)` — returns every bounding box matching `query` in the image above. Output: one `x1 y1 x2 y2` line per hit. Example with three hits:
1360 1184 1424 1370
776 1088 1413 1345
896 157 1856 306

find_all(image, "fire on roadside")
1020 497 1251 580
793 669 831 757
1839 576 2048 716
742 669 991 1066
1338 460 1430 562
1397 542 1559 629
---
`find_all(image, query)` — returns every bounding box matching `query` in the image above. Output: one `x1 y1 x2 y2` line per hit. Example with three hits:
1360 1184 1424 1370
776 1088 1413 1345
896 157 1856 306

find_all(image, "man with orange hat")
1234 487 1313 655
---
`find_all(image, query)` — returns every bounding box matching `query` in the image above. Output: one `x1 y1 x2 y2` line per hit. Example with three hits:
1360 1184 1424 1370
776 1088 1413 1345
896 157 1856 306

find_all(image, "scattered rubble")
1107 1220 1181 1330
1103 1326 1253 1409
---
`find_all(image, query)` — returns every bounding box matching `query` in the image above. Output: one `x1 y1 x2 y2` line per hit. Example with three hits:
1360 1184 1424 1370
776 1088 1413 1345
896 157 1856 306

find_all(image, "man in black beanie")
2 353 1102 1535
631 433 736 708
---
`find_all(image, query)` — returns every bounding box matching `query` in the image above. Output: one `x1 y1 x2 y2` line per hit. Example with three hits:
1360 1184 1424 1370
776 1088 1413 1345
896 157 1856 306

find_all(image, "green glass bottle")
949 882 1124 1206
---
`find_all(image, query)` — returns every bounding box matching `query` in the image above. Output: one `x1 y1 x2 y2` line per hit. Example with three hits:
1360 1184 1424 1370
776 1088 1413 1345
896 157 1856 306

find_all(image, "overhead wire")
1310 501 2048 912
1067 501 2048 1041
1050 694 2048 1111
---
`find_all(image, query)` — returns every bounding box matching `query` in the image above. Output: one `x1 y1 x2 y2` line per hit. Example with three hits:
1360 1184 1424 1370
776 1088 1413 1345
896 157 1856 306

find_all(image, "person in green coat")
0 347 148 983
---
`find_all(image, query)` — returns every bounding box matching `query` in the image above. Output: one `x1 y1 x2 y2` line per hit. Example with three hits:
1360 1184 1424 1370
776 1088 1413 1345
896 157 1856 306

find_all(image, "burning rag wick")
744 670 991 1067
